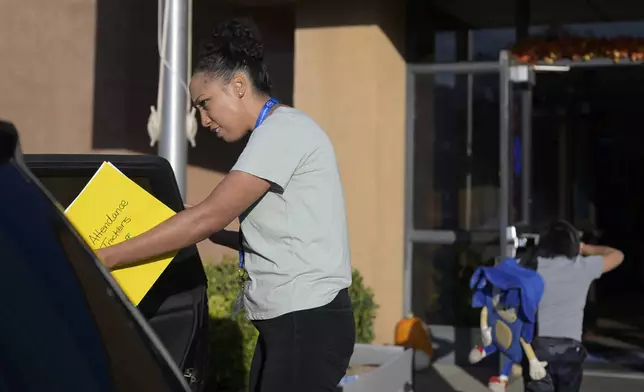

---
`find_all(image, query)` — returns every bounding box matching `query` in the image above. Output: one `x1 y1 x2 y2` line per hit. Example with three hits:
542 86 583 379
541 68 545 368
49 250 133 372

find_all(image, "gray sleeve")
580 255 604 281
231 120 309 192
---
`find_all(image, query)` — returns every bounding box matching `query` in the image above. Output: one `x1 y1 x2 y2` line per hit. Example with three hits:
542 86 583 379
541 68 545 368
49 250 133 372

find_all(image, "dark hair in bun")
194 19 271 95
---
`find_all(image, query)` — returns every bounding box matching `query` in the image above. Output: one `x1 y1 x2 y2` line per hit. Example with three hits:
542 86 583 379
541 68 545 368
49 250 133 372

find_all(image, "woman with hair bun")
98 19 355 391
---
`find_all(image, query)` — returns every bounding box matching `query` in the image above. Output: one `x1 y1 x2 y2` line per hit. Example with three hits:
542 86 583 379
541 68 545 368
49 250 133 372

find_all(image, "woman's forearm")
186 204 239 251
98 171 270 269
99 204 228 268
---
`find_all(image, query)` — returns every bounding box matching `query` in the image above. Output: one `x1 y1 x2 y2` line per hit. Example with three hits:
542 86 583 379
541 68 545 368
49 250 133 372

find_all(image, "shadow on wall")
289 0 470 62
91 0 295 173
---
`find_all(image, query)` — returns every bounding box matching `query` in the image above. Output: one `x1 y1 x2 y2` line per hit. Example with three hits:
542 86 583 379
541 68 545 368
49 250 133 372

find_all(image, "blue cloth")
470 258 545 363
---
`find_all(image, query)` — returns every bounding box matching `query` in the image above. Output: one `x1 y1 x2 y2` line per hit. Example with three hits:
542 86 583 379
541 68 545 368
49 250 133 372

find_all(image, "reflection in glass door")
404 52 534 326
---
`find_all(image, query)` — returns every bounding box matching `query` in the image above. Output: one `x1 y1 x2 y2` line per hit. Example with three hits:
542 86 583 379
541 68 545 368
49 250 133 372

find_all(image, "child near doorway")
522 220 623 392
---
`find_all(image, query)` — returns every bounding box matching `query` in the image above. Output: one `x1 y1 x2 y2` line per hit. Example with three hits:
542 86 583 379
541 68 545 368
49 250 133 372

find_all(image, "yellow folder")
65 161 177 305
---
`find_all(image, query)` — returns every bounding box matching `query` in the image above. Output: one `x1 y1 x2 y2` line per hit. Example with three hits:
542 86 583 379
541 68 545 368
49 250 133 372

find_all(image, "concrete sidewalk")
413 365 644 392
414 364 490 392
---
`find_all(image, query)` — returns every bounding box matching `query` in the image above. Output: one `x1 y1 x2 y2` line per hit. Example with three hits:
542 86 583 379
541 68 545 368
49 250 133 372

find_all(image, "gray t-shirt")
536 255 604 341
231 106 352 320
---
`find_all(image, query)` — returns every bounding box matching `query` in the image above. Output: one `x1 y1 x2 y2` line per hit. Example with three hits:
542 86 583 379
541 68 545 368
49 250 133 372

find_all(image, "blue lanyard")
239 97 280 270
254 97 280 130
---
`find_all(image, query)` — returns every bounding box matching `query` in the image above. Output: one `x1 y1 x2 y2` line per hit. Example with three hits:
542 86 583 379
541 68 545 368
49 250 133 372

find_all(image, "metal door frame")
403 50 536 315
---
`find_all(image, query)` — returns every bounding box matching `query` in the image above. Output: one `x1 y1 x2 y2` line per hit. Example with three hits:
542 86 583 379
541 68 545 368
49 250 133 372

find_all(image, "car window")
0 156 189 391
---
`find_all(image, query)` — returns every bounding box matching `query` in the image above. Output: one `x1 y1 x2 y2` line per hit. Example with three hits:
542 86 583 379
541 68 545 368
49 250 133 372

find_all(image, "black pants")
523 337 587 392
248 288 356 392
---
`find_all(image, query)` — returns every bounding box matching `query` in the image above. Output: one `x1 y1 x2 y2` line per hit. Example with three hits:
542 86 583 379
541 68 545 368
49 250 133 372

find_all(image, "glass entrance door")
403 51 535 364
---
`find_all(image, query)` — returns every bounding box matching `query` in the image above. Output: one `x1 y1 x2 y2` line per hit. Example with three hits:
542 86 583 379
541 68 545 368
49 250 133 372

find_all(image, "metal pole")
515 0 530 41
407 62 500 74
558 120 568 219
465 31 474 230
499 51 511 260
159 0 189 199
403 69 416 316
498 50 513 379
521 88 532 224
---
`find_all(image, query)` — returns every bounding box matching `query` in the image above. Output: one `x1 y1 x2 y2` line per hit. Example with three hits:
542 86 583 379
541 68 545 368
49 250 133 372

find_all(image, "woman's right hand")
209 229 240 251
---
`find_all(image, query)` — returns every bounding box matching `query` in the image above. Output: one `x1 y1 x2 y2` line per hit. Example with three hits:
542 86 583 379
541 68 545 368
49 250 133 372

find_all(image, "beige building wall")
294 0 407 343
0 0 96 155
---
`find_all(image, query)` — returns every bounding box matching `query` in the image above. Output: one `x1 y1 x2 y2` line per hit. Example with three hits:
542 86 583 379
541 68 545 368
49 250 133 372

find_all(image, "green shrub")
204 256 377 391
348 268 378 343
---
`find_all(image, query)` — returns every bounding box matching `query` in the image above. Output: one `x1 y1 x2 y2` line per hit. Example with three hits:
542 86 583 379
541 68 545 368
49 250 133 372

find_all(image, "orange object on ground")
394 315 433 358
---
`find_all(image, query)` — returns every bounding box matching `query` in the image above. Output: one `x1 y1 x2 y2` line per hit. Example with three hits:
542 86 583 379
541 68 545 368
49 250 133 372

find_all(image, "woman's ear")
232 73 247 98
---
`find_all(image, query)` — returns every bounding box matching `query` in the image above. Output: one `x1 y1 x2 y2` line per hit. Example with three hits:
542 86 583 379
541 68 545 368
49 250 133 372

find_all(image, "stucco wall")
294 0 406 343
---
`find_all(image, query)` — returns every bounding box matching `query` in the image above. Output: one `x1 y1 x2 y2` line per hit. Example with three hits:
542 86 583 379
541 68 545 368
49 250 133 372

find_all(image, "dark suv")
0 120 207 391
